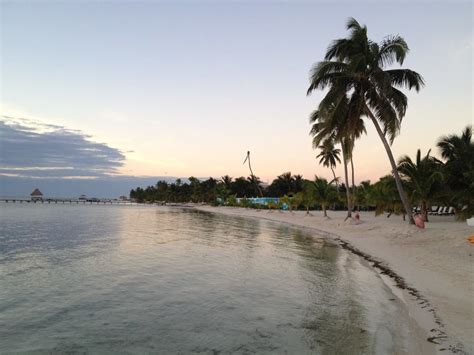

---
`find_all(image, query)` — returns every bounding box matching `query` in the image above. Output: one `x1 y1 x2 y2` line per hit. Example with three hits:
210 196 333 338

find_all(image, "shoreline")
193 205 473 354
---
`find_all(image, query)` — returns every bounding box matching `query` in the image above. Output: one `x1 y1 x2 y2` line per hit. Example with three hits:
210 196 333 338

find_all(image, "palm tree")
398 149 443 222
437 126 473 219
313 176 337 217
316 138 341 185
348 144 356 205
218 175 233 200
293 174 305 193
221 175 233 190
437 126 472 162
247 175 263 197
307 18 424 224
279 172 294 193
267 172 295 197
309 100 365 219
368 175 405 219
302 180 316 215
188 176 202 203
243 151 263 197
354 180 371 210
341 138 354 220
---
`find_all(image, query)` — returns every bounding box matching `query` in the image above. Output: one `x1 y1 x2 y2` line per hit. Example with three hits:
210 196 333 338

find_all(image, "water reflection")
1 204 415 353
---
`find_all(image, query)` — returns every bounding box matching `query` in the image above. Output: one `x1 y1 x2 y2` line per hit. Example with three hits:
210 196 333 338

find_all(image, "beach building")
79 194 87 201
30 188 43 201
236 197 279 206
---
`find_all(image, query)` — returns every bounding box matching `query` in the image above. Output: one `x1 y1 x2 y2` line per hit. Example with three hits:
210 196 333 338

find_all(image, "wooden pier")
0 198 136 205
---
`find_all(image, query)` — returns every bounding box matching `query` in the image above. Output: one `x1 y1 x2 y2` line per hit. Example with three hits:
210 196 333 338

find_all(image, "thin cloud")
0 116 125 178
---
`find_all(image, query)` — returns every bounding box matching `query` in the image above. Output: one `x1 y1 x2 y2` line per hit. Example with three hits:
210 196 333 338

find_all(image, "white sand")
194 206 474 353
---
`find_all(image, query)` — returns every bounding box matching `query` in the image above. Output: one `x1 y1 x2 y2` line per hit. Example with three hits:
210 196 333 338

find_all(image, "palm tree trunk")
350 156 356 208
323 204 327 217
246 152 263 197
331 167 338 189
366 111 414 224
341 141 352 220
422 201 429 222
330 167 338 211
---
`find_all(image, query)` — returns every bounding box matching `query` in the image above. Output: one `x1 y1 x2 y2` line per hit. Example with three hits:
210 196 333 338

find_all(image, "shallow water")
1 204 420 353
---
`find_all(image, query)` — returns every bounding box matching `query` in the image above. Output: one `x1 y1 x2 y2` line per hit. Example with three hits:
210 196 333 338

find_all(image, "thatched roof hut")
30 188 43 200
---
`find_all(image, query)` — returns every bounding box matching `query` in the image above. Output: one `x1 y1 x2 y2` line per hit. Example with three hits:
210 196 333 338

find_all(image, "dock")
0 198 136 205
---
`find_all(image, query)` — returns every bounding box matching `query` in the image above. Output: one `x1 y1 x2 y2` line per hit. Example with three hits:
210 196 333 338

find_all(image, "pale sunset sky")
1 1 472 192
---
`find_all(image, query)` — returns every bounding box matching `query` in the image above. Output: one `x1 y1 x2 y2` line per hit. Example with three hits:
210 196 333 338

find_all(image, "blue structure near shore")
236 197 279 205
217 197 288 210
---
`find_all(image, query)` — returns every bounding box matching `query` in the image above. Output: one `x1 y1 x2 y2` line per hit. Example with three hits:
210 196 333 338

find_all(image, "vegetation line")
130 126 472 222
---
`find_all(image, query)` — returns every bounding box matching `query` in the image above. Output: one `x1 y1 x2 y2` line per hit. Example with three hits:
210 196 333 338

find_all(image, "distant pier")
0 198 136 205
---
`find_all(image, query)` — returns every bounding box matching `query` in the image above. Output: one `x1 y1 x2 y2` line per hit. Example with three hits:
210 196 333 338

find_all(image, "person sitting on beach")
413 213 425 229
353 211 360 221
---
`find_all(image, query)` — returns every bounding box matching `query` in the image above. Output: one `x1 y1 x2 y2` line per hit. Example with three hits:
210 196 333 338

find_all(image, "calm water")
1 204 420 354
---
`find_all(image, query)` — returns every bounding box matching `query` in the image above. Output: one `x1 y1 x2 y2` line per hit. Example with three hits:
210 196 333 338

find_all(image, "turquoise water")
1 204 418 353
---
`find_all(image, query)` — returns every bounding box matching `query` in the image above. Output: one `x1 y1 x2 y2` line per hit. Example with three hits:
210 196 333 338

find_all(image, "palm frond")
307 61 350 94
386 87 408 119
386 69 425 92
378 35 409 66
325 39 353 61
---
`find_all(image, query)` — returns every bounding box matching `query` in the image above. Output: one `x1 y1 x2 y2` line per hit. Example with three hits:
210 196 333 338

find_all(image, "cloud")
0 116 125 178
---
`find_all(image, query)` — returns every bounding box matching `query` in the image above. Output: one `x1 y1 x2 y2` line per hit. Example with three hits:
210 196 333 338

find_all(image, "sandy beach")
195 206 474 353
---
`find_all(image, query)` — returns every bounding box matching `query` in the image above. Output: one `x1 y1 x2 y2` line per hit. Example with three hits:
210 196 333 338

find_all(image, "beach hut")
30 188 43 201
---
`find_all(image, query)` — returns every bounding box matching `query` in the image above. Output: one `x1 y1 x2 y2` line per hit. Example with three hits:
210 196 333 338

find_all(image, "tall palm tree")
316 138 341 185
309 97 366 219
243 151 263 197
307 18 424 224
398 149 443 222
340 138 357 206
348 144 356 205
340 138 354 218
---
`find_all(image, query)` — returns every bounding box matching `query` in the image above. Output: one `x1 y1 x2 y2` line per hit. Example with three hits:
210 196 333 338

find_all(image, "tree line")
130 173 307 204
130 125 472 220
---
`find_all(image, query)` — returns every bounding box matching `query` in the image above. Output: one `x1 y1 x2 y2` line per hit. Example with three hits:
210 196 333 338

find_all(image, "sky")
0 0 472 197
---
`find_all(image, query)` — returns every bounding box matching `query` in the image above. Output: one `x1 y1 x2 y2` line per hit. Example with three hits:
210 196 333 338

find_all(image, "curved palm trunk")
367 111 414 224
350 156 356 208
246 152 263 197
341 141 352 220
